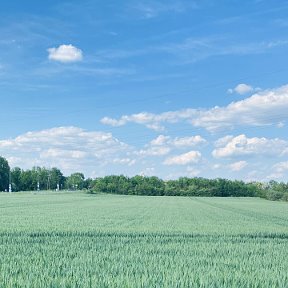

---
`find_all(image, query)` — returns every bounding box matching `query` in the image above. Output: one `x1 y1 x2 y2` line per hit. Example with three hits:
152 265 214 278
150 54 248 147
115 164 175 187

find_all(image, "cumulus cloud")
48 44 83 63
150 135 170 146
214 135 234 148
212 134 288 158
227 83 256 95
136 134 206 158
0 127 131 175
192 85 288 131
101 85 288 132
164 151 201 165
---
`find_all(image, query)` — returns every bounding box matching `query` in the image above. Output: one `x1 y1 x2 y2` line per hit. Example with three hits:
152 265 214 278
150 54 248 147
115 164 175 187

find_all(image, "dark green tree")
50 167 65 190
0 156 10 191
11 167 22 192
65 172 85 190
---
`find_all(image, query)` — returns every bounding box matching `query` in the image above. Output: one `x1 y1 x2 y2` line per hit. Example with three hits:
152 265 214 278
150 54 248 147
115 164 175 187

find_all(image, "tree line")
0 156 91 192
92 175 288 200
0 156 287 201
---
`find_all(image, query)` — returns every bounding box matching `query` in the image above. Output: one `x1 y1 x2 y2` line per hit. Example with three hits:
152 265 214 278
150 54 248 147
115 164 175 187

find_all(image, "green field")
0 192 287 287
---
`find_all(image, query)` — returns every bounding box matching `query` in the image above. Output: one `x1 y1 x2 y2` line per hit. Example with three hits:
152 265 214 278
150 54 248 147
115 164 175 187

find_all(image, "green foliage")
262 180 288 201
11 166 66 191
1 155 287 201
0 193 287 287
10 167 21 191
91 175 262 198
65 172 85 190
0 156 10 191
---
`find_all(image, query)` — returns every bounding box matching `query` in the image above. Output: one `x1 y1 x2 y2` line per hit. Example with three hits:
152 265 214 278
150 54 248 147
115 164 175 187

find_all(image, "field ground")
0 192 287 287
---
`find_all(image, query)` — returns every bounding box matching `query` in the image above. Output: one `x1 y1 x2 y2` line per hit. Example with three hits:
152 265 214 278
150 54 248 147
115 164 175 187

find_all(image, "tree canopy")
0 156 10 191
0 155 287 201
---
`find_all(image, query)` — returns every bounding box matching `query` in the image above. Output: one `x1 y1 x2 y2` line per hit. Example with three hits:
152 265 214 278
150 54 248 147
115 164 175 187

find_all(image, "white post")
9 171 12 193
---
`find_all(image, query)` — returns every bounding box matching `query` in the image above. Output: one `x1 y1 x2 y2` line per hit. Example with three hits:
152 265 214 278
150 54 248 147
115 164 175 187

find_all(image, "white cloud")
193 85 288 131
266 161 288 180
0 127 207 178
0 127 131 175
212 164 221 170
227 83 255 95
137 146 171 156
214 135 234 148
186 166 201 177
150 135 170 146
229 160 247 171
101 109 198 131
40 148 88 159
2 128 286 181
101 85 288 132
135 134 206 159
140 167 155 176
172 135 206 147
112 158 136 166
150 135 206 147
273 161 288 173
213 134 288 158
164 151 201 165
266 172 284 180
48 44 83 63
135 134 205 160
277 121 285 128
100 117 126 127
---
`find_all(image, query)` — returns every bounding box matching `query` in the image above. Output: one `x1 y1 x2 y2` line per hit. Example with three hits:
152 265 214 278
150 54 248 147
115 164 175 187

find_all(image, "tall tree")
50 167 65 190
65 172 85 190
11 167 22 192
0 156 10 191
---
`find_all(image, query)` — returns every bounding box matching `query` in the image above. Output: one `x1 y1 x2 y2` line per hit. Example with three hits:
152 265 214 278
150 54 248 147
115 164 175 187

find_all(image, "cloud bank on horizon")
1 83 288 181
0 0 288 181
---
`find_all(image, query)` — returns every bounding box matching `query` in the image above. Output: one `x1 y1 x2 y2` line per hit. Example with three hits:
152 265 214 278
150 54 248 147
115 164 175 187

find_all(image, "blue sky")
1 0 288 181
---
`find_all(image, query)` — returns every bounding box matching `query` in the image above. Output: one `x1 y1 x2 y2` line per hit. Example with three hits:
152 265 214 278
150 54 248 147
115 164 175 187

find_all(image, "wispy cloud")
33 63 135 78
92 36 288 67
273 18 288 27
159 37 288 64
129 0 198 19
